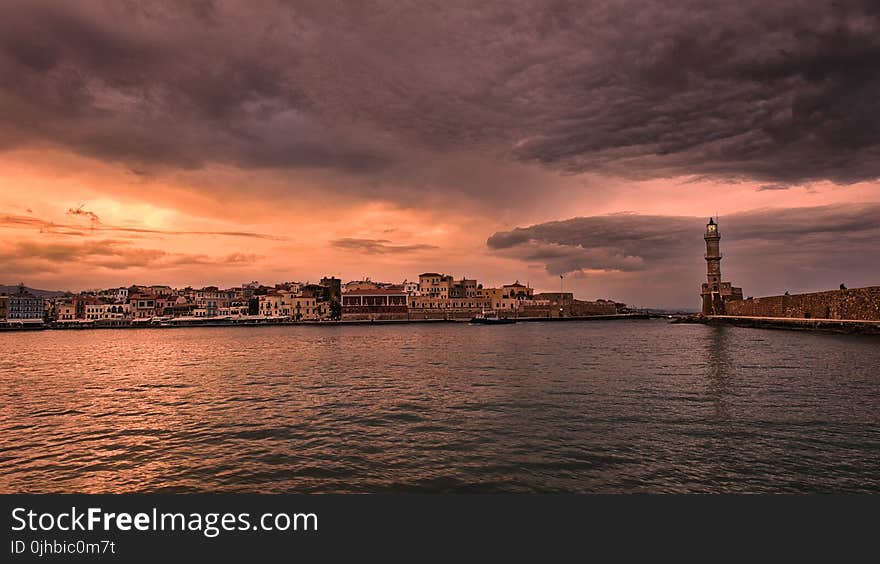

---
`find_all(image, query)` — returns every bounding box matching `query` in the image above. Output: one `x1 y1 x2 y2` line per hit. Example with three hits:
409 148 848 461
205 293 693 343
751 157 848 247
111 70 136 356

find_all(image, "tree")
330 300 342 320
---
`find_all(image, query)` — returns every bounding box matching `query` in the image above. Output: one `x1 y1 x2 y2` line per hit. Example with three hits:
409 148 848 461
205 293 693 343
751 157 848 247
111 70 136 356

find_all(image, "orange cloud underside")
1 147 878 301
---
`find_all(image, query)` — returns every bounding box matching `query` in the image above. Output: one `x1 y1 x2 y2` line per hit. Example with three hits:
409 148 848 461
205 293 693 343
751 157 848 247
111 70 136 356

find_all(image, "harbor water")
1 319 878 493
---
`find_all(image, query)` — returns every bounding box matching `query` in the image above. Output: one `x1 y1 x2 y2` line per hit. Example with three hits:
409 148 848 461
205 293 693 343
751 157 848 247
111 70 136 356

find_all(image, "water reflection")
705 326 733 420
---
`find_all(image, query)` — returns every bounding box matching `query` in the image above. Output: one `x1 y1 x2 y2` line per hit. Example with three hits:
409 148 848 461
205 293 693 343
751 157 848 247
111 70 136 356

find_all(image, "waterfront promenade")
0 313 651 331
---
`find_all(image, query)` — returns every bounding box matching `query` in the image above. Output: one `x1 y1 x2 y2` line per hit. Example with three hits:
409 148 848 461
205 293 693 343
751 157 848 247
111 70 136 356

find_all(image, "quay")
0 313 650 331
677 314 880 335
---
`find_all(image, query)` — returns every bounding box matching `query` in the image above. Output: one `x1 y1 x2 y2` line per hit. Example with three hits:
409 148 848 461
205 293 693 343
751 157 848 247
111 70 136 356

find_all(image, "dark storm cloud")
487 203 880 303
0 0 389 173
0 0 878 188
487 213 703 274
329 238 438 254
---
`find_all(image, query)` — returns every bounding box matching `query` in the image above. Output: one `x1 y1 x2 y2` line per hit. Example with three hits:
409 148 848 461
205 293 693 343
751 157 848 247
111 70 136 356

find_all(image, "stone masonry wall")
724 286 880 320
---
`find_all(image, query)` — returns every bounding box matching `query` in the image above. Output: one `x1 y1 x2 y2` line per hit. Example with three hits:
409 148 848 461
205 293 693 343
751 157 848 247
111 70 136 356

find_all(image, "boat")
470 310 516 324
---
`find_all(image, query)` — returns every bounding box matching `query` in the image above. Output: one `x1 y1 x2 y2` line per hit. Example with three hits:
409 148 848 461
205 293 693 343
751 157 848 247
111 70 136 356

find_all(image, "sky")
1 0 879 308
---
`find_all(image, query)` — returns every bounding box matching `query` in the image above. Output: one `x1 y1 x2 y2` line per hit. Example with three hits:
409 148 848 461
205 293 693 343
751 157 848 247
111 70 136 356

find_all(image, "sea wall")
520 301 617 318
407 300 619 320
724 286 880 320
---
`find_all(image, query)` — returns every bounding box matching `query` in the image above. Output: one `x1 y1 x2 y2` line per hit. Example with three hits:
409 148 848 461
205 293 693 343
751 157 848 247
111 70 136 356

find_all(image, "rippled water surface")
1 320 879 493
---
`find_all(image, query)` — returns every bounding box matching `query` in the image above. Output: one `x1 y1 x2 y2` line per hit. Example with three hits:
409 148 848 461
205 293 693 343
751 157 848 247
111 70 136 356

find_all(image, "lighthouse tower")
700 217 742 315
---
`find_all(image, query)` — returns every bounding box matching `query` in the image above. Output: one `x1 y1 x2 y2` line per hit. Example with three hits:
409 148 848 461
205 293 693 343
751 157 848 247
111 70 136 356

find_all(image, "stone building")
7 285 44 321
531 293 620 317
84 303 131 320
129 294 159 318
0 295 7 320
343 279 383 292
401 280 421 297
700 218 743 315
418 273 454 298
55 302 77 321
449 278 479 298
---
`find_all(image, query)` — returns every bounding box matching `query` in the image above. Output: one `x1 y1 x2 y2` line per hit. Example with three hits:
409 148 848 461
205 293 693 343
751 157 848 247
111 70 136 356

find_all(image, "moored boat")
470 310 516 324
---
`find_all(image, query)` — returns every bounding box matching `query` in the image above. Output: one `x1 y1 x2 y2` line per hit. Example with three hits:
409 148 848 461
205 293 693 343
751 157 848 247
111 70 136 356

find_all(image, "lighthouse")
700 218 743 315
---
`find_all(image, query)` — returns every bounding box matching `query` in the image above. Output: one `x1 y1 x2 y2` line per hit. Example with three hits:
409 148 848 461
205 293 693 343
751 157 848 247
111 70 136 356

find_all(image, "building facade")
7 287 44 320
342 288 409 320
418 273 453 298
83 303 131 320
55 302 77 321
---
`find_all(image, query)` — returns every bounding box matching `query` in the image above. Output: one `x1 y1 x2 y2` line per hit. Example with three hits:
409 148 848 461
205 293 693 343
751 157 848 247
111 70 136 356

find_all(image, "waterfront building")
0 295 7 320
290 296 321 320
408 295 494 319
193 286 227 316
113 287 128 302
401 280 420 296
158 295 193 317
130 294 158 318
300 283 327 301
258 292 288 317
73 295 99 319
275 281 302 293
256 292 325 320
529 293 619 317
342 287 409 320
7 286 44 321
149 285 175 297
343 279 383 292
502 281 534 300
449 278 479 298
240 281 261 299
218 301 250 316
97 287 129 303
55 302 77 321
84 303 131 320
418 273 454 298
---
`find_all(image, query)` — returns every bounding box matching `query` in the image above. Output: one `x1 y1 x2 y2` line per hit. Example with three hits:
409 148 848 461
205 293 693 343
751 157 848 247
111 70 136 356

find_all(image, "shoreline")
0 313 651 331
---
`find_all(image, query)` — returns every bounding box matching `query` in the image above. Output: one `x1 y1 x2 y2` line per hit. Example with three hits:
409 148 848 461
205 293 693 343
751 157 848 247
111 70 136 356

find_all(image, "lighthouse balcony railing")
704 253 723 259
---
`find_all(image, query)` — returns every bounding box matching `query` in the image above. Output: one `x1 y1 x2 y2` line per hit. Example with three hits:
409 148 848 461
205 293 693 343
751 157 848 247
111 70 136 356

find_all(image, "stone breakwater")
725 286 880 321
676 314 880 335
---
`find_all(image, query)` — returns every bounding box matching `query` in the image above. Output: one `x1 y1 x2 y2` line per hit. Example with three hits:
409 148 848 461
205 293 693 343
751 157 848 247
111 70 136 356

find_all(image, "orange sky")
2 146 878 308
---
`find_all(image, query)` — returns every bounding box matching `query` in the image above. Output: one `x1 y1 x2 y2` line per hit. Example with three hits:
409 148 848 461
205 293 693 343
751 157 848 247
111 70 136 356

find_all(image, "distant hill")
0 285 69 298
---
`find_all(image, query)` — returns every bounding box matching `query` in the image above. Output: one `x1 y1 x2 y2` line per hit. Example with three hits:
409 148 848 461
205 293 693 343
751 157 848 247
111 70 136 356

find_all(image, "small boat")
470 310 516 324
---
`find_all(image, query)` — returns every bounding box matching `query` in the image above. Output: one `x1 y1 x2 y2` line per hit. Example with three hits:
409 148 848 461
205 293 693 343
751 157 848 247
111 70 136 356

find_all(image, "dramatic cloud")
329 238 438 254
0 2 878 301
0 213 282 240
1 0 878 190
488 203 880 306
488 213 700 273
0 239 260 274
